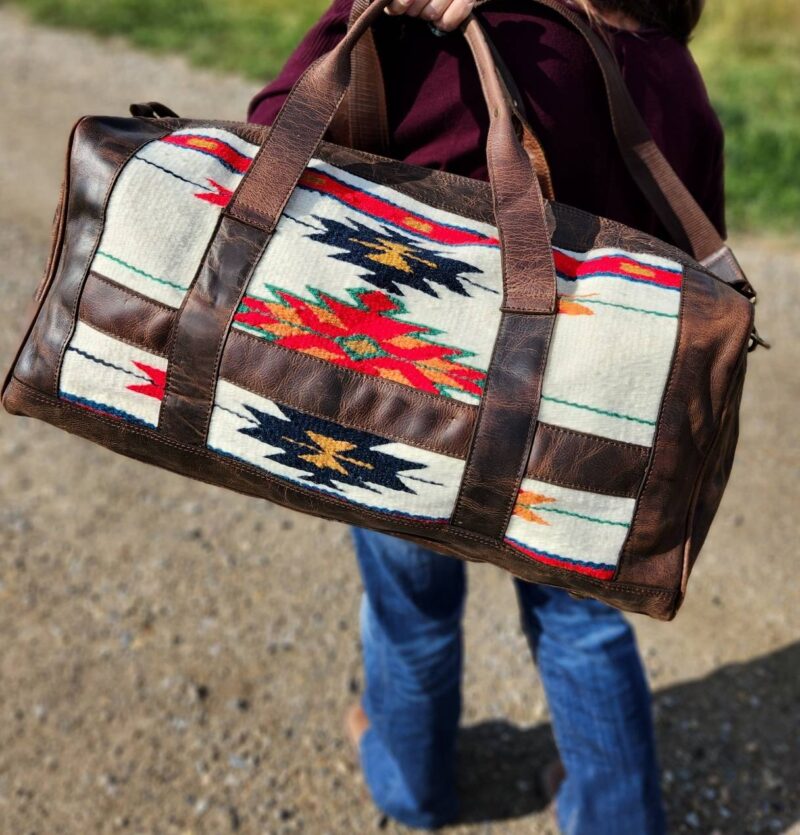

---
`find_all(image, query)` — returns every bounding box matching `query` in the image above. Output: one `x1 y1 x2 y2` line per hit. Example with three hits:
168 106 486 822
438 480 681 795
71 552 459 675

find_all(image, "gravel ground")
0 8 798 834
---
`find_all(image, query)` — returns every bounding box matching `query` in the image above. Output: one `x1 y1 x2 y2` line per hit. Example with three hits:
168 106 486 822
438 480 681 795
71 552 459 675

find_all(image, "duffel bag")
2 0 759 619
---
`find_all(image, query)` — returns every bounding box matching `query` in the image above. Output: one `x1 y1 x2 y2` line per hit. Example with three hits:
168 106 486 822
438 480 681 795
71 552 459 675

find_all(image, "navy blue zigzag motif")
238 402 427 494
304 215 483 298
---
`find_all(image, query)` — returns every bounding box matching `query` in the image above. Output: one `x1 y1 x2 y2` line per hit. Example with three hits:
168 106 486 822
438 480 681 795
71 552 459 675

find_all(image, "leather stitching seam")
229 327 480 413
217 374 467 460
617 265 688 569
75 313 169 358
498 315 555 534
159 210 230 437
534 422 650 454
197 233 271 444
87 271 179 312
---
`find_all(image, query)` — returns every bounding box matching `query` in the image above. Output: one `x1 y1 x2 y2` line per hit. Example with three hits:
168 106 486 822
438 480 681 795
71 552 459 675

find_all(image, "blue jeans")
352 528 666 833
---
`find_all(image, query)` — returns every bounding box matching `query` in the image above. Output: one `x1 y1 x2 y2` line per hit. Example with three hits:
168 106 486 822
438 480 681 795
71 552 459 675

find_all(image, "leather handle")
227 0 556 314
338 0 737 268
334 0 555 200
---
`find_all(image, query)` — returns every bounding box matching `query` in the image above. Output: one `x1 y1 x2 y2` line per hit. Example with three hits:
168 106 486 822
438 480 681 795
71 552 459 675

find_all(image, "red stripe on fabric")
504 538 616 581
162 134 252 173
299 170 500 247
553 250 682 290
68 398 124 422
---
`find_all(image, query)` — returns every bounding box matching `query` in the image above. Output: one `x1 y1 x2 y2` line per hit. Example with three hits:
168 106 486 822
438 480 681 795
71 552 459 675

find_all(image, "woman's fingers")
418 0 449 21
435 0 474 30
384 0 474 30
405 0 442 18
384 0 414 16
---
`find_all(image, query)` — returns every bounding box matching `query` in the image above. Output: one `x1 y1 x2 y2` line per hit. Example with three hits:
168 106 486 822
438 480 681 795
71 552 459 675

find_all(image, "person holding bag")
247 0 721 832
6 0 752 830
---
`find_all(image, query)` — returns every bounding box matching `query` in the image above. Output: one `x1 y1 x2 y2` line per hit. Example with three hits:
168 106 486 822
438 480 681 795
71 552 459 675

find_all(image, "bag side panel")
6 117 170 404
680 354 747 594
616 266 754 594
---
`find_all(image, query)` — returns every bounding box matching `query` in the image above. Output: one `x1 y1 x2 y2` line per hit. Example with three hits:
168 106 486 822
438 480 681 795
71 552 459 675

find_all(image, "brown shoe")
344 703 370 752
540 758 566 803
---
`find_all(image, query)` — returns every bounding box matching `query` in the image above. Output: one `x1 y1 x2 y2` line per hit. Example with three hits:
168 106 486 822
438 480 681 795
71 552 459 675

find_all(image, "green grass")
1 0 330 80
692 0 800 232
3 0 799 233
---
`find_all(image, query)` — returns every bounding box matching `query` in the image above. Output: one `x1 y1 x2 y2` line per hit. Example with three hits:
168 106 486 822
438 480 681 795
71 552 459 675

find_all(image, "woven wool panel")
538 247 682 446
234 160 503 404
207 380 466 521
88 128 259 307
58 321 167 428
504 478 637 580
503 247 681 576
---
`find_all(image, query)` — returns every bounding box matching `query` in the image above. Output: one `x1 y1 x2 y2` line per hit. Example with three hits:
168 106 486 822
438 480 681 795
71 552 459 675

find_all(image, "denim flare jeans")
352 527 666 834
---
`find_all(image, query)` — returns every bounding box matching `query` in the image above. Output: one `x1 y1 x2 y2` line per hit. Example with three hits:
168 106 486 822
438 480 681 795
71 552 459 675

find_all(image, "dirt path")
0 8 798 834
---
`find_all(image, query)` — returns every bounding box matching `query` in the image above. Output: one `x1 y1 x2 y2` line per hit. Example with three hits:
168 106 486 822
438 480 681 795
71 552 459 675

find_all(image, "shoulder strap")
513 0 723 261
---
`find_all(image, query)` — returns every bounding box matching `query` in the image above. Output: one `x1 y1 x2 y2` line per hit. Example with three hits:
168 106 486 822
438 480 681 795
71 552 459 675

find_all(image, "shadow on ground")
456 642 799 832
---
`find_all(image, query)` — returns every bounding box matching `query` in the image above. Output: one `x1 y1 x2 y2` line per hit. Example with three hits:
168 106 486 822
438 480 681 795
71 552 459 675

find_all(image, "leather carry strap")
227 0 557 314
332 0 555 199
226 2 557 535
338 0 755 295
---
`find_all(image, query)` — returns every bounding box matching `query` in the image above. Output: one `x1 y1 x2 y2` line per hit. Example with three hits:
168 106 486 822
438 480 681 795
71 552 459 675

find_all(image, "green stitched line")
96 251 188 292
574 298 678 319
534 506 630 528
541 395 657 426
232 320 275 340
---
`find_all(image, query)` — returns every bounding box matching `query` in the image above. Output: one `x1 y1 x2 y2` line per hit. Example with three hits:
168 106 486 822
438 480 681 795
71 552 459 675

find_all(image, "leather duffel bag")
2 0 759 619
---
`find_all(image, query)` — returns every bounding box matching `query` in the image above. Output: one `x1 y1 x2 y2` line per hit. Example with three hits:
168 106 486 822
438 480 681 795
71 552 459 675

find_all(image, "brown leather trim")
452 312 554 538
680 356 746 595
320 143 497 225
69 267 649 492
10 117 169 397
78 272 176 356
4 374 680 619
159 217 269 445
219 329 476 459
317 143 705 276
616 267 754 588
526 423 648 499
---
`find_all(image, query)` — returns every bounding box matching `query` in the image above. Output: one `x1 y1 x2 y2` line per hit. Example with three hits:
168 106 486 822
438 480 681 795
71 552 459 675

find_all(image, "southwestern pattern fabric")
58 321 167 428
86 128 259 307
207 380 466 521
504 479 636 580
69 126 687 578
539 247 682 446
235 160 503 404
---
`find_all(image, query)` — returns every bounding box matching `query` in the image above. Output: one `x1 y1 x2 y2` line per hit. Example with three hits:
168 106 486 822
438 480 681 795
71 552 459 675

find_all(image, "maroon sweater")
248 0 726 244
